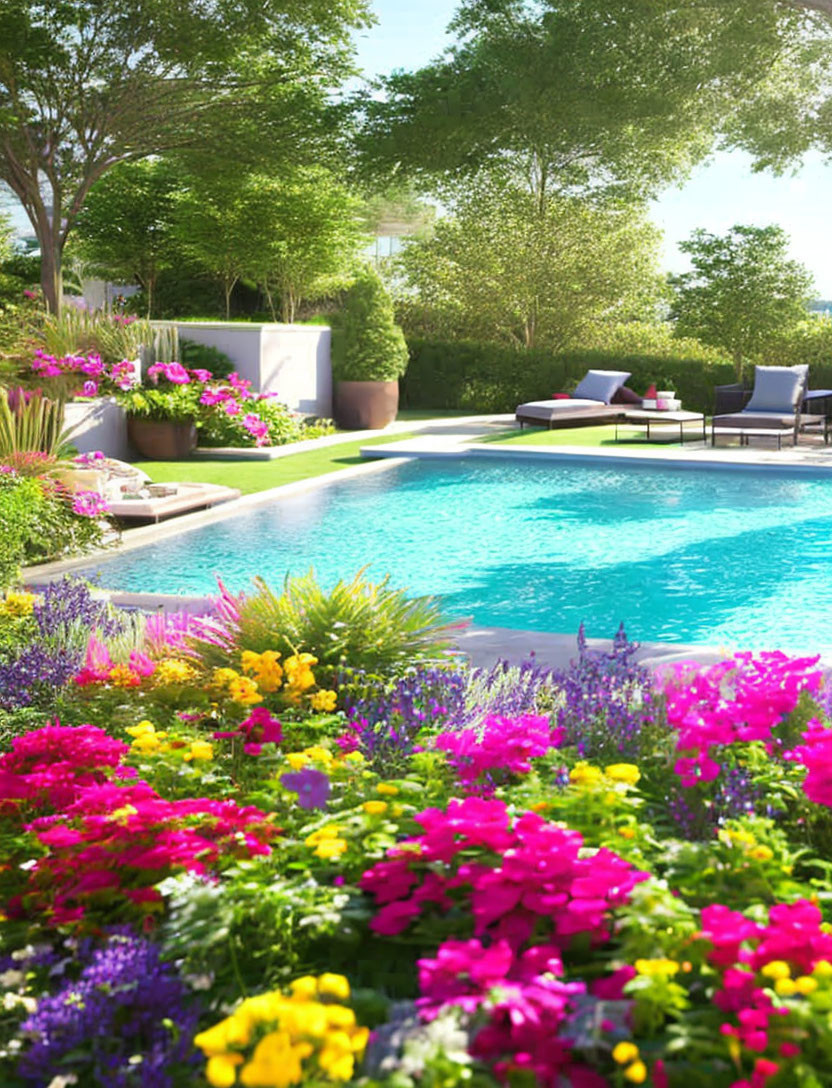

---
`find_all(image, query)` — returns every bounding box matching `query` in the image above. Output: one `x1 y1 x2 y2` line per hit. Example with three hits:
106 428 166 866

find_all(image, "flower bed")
2 578 832 1088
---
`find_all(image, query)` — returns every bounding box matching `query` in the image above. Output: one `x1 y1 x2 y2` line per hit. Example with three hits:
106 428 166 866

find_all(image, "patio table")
615 409 706 444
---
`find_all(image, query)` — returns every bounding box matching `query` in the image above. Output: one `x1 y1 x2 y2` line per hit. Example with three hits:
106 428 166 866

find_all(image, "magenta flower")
71 490 109 518
242 413 269 440
82 380 98 397
223 401 241 416
213 706 282 755
189 368 213 382
281 768 331 810
148 362 190 384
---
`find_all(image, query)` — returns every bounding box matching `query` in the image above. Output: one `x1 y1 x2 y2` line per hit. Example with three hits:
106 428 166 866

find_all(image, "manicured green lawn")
133 433 413 495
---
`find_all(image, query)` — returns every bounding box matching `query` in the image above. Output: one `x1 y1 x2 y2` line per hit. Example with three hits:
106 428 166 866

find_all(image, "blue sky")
354 0 832 296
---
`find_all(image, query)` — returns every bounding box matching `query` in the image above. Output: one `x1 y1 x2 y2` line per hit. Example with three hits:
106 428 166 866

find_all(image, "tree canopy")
357 0 803 200
0 0 372 310
670 225 815 379
397 178 663 351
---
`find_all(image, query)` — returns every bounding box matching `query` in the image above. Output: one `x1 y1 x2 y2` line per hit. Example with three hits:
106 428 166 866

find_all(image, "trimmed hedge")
401 339 737 415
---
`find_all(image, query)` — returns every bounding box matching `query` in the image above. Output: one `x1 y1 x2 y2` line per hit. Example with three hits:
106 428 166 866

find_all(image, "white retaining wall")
159 322 332 417
64 397 131 459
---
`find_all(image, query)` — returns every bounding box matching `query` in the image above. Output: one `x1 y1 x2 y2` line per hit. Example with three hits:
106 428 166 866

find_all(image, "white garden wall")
159 322 332 418
64 397 131 460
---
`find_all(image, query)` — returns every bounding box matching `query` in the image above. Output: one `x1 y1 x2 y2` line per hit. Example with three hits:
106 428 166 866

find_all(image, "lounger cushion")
573 369 631 404
517 399 610 420
745 365 808 413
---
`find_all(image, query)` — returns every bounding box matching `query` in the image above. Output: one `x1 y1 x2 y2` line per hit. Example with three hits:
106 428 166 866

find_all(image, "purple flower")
281 768 331 810
82 379 98 396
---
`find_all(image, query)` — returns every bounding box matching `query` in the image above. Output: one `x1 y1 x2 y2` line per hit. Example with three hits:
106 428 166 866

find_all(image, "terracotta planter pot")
127 418 197 460
335 381 399 430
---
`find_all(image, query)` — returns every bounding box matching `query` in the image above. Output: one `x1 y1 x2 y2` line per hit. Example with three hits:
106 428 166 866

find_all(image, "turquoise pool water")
74 457 832 649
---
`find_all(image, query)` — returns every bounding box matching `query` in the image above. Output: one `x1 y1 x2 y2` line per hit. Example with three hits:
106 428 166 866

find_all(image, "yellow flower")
289 976 318 1000
0 591 37 617
813 960 832 978
309 690 337 712
184 740 214 762
618 827 636 840
376 783 399 796
313 838 348 861
604 763 641 786
318 974 350 1001
624 1060 647 1084
109 664 139 687
775 977 797 997
318 1031 355 1080
239 1030 310 1088
343 751 365 764
569 762 603 787
304 746 334 766
212 667 240 689
795 975 818 995
719 828 756 847
228 676 262 705
205 1053 244 1088
126 720 156 737
305 825 343 846
634 959 679 979
761 961 791 981
362 800 388 816
241 650 284 692
612 1042 640 1065
155 658 197 686
130 730 167 753
748 845 774 862
285 752 308 770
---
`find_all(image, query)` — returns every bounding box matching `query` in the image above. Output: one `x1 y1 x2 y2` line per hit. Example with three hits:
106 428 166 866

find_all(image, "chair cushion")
572 370 631 404
745 365 808 413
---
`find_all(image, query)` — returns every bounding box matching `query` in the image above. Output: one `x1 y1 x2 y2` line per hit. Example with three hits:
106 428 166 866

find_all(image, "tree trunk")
733 350 744 382
39 229 63 315
263 282 278 322
223 279 233 320
146 276 155 319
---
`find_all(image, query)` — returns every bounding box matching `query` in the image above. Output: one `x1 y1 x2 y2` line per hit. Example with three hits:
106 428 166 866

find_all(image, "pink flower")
148 361 190 384
189 368 213 382
242 413 269 440
435 714 561 794
71 490 109 517
82 380 98 397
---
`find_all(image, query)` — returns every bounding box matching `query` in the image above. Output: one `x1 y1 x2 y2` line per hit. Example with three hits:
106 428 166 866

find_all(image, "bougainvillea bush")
3 577 832 1088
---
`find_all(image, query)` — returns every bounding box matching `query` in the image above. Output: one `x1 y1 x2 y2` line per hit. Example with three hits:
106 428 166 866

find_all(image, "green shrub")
195 568 459 675
179 338 235 380
401 337 736 415
0 475 41 589
335 267 409 382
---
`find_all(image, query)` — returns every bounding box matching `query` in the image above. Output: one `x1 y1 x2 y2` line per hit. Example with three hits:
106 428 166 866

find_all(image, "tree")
670 225 815 379
248 168 365 323
396 179 663 351
338 265 409 382
72 159 179 317
172 175 267 320
357 0 802 201
0 0 372 312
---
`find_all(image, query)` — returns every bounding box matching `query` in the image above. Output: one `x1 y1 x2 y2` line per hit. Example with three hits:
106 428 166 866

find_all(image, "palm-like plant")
0 388 77 462
197 568 464 675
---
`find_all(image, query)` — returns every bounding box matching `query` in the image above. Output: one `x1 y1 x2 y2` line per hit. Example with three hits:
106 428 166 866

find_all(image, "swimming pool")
73 456 832 649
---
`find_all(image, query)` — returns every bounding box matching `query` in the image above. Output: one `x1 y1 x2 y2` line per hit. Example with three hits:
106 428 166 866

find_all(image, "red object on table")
552 393 571 400
644 383 657 400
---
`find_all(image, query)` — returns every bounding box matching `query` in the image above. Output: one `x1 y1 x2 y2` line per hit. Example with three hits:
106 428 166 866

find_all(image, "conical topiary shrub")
333 266 409 428
337 266 409 383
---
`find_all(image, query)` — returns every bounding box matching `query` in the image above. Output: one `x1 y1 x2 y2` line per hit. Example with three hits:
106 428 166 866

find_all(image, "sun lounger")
108 482 241 523
710 364 827 446
516 369 632 429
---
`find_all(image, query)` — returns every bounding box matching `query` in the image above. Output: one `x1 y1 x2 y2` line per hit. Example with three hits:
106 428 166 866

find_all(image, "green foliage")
0 390 73 458
209 568 458 674
39 309 153 366
0 477 43 589
401 336 735 415
397 181 663 351
0 0 373 310
357 0 797 198
117 386 201 424
246 167 366 323
179 339 235 380
198 398 334 448
337 266 409 382
72 159 180 318
671 225 815 380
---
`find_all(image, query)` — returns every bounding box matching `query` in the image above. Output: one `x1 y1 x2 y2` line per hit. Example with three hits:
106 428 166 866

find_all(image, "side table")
615 409 706 444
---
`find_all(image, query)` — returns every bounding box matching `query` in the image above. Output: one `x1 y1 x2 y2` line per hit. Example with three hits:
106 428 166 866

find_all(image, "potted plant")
333 266 409 429
118 362 202 459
